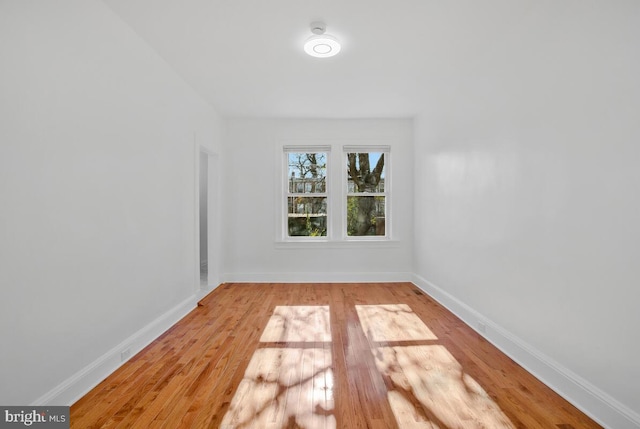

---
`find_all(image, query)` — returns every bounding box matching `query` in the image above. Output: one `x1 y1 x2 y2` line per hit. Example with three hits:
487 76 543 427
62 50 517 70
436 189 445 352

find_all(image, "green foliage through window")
346 152 386 236
286 152 328 237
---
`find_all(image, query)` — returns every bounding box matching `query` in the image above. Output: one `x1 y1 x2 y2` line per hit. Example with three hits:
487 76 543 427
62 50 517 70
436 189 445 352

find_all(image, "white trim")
195 141 221 291
343 144 391 152
194 138 203 292
222 272 413 284
196 282 221 302
32 295 198 406
283 144 332 153
282 147 331 241
274 239 400 249
411 273 640 429
31 273 640 428
278 142 393 243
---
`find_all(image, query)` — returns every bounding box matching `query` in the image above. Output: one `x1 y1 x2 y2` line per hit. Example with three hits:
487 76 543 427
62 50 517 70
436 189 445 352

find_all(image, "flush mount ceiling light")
304 21 341 58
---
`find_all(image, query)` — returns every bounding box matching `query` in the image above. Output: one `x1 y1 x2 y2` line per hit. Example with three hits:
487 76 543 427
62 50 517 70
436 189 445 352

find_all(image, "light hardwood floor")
71 283 602 428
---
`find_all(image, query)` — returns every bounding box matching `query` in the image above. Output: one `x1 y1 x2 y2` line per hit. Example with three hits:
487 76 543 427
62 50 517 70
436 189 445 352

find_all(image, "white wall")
223 118 413 282
413 2 640 427
2 1 637 425
0 0 222 405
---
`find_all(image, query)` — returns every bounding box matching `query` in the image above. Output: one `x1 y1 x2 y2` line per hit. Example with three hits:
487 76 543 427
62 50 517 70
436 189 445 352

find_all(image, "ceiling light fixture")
304 21 341 58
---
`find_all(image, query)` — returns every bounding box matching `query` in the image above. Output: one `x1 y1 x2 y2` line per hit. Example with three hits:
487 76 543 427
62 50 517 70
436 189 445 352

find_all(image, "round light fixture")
304 22 341 58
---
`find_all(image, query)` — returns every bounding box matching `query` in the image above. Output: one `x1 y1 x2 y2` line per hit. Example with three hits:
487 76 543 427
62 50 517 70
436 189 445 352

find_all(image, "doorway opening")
199 151 208 286
198 147 219 290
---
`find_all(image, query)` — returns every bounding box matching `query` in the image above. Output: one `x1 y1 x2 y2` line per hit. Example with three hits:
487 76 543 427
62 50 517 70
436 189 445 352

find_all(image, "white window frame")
278 143 392 245
282 145 331 242
343 146 391 241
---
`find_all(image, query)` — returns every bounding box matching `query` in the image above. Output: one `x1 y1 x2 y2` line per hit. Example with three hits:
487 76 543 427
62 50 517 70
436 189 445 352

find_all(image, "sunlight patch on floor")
374 345 515 429
220 348 335 429
260 305 331 343
356 304 438 342
224 305 335 428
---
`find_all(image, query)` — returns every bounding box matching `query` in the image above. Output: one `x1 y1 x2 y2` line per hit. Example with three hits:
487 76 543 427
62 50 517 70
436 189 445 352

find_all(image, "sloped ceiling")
101 0 621 118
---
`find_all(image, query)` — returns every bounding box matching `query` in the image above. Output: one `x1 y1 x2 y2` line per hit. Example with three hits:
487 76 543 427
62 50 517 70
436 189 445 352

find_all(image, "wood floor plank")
71 283 602 429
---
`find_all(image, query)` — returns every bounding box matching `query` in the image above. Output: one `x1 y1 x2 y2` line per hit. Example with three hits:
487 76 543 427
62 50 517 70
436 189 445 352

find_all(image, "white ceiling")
100 0 618 118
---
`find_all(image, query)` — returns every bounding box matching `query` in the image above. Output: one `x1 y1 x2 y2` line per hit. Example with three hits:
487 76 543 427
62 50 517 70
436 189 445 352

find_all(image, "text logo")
1 407 69 428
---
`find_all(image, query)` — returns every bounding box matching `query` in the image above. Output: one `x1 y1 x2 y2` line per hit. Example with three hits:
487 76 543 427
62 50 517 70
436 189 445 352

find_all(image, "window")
285 149 328 237
345 148 388 238
282 145 390 242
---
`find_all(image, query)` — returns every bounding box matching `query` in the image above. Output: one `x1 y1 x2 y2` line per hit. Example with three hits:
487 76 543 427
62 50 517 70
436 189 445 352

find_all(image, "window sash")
280 144 391 242
284 147 330 239
344 148 390 239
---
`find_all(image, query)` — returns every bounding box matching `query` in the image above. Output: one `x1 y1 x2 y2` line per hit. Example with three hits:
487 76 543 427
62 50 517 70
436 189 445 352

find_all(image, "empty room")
1 1 638 428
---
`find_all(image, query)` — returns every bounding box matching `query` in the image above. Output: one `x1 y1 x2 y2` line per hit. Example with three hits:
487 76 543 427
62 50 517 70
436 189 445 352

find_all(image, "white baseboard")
196 282 221 302
411 273 640 429
32 294 199 407
31 275 639 429
222 271 413 283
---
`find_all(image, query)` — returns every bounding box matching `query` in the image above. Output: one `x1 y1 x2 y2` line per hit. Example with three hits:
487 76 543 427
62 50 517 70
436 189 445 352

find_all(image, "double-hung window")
284 147 329 238
345 147 389 238
282 145 389 241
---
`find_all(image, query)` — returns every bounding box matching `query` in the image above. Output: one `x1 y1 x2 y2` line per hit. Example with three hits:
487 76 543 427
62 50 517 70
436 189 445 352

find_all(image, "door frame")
195 142 220 295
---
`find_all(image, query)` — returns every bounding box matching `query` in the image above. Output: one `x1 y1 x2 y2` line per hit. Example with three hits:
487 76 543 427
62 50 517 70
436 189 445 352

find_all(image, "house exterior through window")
282 145 390 242
286 149 328 237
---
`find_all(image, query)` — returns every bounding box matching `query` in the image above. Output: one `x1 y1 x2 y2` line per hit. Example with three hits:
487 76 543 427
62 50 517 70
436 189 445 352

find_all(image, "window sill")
274 239 401 250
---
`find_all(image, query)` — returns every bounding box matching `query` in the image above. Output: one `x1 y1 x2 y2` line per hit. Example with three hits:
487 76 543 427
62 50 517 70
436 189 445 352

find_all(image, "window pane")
346 152 385 193
287 196 327 236
288 152 327 193
347 196 385 236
